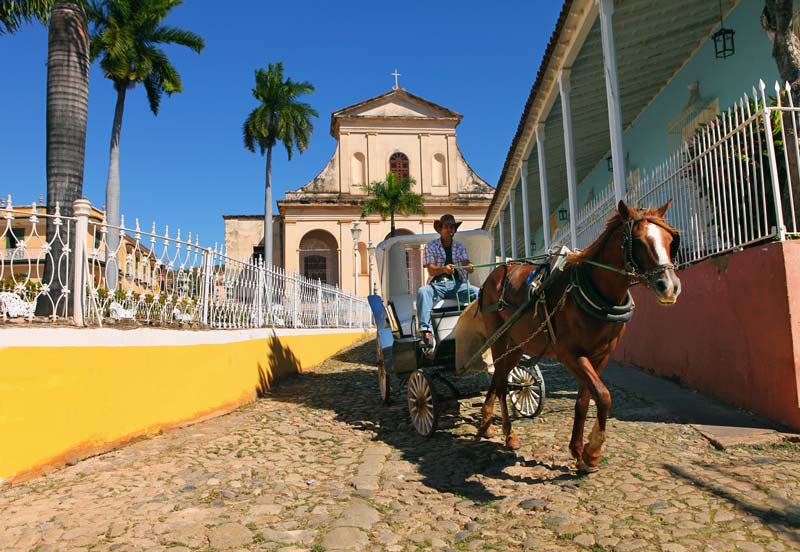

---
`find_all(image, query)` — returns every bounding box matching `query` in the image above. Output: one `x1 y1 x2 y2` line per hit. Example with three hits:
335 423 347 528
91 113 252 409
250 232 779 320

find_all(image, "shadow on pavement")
664 462 800 542
269 340 581 502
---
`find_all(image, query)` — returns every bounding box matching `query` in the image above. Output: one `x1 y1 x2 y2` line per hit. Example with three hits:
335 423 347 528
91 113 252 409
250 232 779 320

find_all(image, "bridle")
620 216 680 288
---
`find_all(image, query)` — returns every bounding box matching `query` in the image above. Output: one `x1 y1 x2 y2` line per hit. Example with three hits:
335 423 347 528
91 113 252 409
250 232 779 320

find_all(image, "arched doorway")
299 230 339 286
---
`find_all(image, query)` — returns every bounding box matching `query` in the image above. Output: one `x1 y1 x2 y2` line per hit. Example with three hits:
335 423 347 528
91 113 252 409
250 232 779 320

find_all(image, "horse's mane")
565 207 678 265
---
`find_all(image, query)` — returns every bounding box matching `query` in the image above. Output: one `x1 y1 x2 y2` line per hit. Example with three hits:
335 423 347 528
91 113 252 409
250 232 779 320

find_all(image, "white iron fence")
551 80 800 266
0 197 371 328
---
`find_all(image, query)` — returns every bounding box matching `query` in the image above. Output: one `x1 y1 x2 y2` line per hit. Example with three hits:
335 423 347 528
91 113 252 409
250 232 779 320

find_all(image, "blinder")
669 231 681 261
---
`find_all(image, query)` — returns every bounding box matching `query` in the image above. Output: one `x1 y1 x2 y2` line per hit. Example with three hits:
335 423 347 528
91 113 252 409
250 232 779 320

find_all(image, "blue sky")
0 1 562 248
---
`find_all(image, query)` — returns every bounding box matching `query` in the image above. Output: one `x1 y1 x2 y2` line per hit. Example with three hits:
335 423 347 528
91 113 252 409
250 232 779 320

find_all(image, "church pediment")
331 88 461 136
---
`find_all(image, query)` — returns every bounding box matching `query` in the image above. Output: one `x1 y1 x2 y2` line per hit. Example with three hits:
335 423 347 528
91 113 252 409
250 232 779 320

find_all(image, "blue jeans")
416 278 480 333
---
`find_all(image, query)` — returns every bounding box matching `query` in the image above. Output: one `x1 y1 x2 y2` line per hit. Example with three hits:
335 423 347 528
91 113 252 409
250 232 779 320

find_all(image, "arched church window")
389 152 409 181
352 152 366 187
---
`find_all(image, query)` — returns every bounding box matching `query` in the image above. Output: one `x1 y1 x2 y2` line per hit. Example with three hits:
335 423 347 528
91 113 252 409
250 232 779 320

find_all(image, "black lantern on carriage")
606 155 613 172
558 207 569 222
713 0 735 59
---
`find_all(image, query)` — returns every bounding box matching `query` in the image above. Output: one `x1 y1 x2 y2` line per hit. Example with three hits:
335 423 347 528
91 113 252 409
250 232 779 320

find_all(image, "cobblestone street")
2 339 799 551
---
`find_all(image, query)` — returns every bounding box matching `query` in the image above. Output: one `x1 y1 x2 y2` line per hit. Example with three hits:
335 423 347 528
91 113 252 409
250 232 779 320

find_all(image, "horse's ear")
618 200 633 221
656 199 673 218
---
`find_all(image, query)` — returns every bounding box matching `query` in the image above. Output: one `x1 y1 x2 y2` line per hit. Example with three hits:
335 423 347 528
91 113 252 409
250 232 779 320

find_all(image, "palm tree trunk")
390 211 395 238
40 0 89 317
264 146 273 267
104 84 127 291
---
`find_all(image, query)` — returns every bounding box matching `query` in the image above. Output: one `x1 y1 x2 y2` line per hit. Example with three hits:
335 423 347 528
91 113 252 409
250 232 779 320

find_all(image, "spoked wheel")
508 356 546 418
407 369 438 436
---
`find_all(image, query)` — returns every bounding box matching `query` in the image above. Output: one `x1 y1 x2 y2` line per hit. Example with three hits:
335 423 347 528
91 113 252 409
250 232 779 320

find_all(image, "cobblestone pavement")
2 340 800 551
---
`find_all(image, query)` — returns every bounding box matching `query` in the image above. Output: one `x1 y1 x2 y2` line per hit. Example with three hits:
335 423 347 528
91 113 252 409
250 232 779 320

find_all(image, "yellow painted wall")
0 330 368 482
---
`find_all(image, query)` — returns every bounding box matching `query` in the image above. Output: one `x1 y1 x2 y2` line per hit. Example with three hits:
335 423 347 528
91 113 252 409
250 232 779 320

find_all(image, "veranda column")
498 210 507 261
508 187 518 259
535 124 551 250
520 160 531 257
558 69 579 249
598 0 626 201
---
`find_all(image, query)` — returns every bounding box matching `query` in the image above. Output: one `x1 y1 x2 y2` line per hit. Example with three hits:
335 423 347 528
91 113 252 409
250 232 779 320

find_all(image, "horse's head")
618 200 682 304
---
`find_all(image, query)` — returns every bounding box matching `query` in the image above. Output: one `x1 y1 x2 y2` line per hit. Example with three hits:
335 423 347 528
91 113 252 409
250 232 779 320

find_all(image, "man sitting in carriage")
417 214 479 348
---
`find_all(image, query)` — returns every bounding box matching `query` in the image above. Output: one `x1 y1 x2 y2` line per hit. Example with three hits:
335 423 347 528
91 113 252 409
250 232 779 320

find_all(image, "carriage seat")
388 293 416 337
431 297 469 314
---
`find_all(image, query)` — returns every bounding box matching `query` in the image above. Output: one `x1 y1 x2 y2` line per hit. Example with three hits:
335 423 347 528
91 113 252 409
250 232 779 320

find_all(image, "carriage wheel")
508 358 546 418
407 369 438 436
376 338 390 404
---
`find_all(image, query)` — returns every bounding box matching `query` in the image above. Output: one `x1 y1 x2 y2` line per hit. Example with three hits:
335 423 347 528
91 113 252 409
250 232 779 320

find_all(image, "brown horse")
477 200 681 474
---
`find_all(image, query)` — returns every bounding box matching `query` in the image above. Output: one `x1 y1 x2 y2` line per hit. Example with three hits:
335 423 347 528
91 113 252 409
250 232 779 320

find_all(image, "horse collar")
570 264 635 323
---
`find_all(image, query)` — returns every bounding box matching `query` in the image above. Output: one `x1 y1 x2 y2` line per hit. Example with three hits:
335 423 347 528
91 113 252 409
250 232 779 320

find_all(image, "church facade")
224 87 493 296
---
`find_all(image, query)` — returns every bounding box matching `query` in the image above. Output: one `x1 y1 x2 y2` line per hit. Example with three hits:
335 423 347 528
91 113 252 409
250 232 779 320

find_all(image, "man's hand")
464 261 475 274
444 264 455 275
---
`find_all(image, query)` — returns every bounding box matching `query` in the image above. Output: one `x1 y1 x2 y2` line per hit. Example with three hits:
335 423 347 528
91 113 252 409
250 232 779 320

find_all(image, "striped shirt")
423 238 470 284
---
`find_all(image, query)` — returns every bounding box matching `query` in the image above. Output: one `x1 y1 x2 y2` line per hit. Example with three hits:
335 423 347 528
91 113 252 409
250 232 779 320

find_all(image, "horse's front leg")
569 384 591 462
563 355 612 474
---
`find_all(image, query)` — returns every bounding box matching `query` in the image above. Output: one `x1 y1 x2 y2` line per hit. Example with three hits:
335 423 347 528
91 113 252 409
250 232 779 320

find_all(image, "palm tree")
361 173 425 238
243 62 318 268
41 0 90 316
87 0 204 285
0 0 52 33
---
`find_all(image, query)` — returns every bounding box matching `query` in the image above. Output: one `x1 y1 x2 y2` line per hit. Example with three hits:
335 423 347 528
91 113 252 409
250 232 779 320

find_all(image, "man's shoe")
420 331 435 349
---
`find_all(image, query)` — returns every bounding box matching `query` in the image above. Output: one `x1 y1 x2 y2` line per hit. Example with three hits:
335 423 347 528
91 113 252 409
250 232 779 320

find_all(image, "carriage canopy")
375 230 495 298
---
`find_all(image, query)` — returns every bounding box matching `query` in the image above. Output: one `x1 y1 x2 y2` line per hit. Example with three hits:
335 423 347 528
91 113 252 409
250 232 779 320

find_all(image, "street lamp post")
350 220 362 296
367 241 376 295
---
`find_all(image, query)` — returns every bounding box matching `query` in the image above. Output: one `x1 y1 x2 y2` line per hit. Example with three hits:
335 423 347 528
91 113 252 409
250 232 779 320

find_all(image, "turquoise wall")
578 0 778 208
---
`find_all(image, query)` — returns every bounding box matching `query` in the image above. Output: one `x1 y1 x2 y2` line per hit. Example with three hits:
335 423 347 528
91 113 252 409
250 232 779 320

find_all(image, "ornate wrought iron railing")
0 197 370 328
552 80 800 267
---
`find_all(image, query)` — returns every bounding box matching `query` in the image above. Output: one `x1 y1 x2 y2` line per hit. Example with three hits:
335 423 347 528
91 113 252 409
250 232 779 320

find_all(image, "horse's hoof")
506 436 521 450
576 460 599 475
477 424 494 439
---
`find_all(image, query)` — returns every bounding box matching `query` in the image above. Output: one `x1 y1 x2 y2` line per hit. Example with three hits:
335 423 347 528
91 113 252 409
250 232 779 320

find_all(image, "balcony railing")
552 80 800 267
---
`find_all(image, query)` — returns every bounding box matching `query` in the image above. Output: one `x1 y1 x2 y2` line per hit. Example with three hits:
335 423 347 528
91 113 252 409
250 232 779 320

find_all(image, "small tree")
361 173 425 238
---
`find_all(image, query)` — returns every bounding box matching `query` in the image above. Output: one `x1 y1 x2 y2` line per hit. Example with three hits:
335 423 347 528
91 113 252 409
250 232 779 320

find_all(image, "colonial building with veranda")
224 86 494 295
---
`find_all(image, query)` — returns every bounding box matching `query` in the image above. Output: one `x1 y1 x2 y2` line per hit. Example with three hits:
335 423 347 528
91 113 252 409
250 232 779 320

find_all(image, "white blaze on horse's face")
646 223 671 266
644 222 682 304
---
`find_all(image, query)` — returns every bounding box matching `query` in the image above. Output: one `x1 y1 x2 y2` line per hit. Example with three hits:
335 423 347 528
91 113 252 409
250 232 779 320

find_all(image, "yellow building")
224 87 494 295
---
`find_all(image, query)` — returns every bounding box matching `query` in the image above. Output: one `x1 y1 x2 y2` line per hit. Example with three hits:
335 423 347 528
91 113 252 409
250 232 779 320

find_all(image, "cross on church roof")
391 69 401 90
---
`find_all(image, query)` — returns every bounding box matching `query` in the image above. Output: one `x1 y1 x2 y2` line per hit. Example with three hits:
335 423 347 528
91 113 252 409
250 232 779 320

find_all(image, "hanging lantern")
558 208 569 222
606 155 613 172
713 0 735 59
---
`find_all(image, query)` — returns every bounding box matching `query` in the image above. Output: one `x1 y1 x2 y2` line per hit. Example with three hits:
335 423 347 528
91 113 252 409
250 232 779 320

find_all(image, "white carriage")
368 230 546 436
